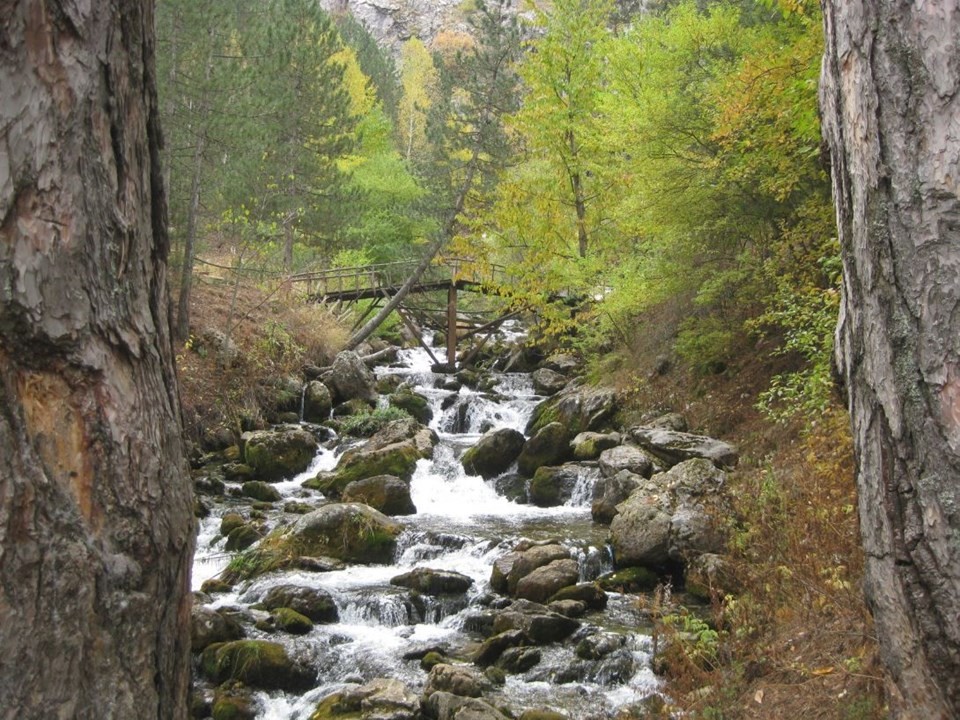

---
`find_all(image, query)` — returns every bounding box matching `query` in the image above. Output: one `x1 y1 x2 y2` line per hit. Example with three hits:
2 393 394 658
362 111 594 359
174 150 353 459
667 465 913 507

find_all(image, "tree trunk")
0 2 194 719
820 2 960 717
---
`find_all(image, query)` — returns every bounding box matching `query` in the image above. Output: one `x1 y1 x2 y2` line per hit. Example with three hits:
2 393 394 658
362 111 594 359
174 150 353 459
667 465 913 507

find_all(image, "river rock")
424 663 486 698
526 380 618 436
314 677 420 720
220 512 245 536
527 464 592 507
498 647 541 674
243 427 319 481
547 582 608 610
261 585 339 623
288 503 402 564
570 431 621 460
270 607 314 635
327 350 378 404
303 380 333 423
505 544 570 596
517 422 570 477
491 599 580 644
629 426 738 469
225 523 262 551
547 599 587 618
212 685 255 720
200 640 314 691
473 629 526 667
461 428 526 479
531 368 568 396
422 692 511 720
591 470 642 524
685 553 734 601
610 499 672 567
597 567 659 592
514 559 580 603
541 353 580 374
390 568 474 596
241 480 282 502
342 474 416 516
191 606 244 652
389 389 433 425
598 445 656 478
576 632 626 660
649 412 688 432
493 473 528 503
308 435 424 497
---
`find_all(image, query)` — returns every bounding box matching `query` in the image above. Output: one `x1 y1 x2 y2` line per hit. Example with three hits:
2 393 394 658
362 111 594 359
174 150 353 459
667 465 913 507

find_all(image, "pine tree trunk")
0 2 194 718
820 2 960 717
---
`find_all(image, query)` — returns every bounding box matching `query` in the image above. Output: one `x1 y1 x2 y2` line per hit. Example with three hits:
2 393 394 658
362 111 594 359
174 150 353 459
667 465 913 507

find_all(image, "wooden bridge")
290 258 514 369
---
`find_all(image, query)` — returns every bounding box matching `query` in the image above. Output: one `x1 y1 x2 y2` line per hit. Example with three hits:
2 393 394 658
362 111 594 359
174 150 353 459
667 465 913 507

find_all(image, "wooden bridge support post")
447 283 457 368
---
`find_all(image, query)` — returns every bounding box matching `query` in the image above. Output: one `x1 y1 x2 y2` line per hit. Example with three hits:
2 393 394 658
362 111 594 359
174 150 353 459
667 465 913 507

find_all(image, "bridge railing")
289 257 507 300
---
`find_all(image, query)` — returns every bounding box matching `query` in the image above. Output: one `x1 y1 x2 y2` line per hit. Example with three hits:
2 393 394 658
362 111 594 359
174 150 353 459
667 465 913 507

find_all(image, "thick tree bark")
820 2 960 717
0 2 194 719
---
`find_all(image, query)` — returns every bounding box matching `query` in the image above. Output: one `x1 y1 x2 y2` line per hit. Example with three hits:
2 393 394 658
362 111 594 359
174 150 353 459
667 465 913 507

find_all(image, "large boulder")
191 606 244 652
388 389 433 425
609 458 729 567
526 380 618 436
491 599 580 644
531 368 569 396
422 692 510 720
570 431 621 461
527 464 596 507
200 640 314 691
461 428 525 479
243 427 318 481
261 585 338 623
424 663 487 699
241 480 281 502
629 426 738 469
591 470 642 524
312 678 420 720
505 544 570 596
513 559 580 604
598 445 656 479
517 423 570 477
541 353 580 374
327 350 377 405
342 474 416 516
288 503 402 564
390 568 474 596
302 381 333 423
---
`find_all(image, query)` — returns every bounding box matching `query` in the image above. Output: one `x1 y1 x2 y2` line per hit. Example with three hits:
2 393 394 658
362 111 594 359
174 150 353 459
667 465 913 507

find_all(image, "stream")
192 333 660 719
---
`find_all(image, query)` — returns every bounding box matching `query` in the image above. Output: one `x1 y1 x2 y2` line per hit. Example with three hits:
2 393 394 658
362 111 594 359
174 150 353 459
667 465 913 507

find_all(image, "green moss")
309 692 362 719
420 651 446 671
598 566 659 593
314 443 420 497
242 481 282 502
388 391 432 424
220 513 245 536
272 607 314 635
201 640 312 691
212 685 255 720
529 467 562 507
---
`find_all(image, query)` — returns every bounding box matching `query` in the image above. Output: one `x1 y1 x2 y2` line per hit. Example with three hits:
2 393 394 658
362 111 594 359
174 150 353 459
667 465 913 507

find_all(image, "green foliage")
338 406 413 437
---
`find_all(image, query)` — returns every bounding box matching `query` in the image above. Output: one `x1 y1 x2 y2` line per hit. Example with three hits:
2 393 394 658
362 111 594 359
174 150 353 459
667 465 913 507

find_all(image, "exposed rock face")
319 0 467 54
461 428 526 479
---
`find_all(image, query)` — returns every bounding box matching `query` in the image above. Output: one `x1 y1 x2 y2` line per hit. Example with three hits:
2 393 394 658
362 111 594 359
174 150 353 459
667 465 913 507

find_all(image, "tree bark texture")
820 2 960 717
0 2 194 718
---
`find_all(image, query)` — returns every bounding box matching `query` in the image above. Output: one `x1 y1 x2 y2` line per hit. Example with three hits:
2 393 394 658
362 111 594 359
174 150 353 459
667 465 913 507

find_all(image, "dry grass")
603 303 887 720
176 269 348 443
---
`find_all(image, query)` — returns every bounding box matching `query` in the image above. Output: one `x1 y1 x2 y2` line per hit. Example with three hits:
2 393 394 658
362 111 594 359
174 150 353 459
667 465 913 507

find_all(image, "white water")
193 329 657 718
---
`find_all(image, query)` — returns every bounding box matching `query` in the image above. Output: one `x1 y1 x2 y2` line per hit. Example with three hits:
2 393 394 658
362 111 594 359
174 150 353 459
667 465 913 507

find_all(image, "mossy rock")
306 442 420 497
526 383 618 437
388 390 433 425
225 524 262 551
421 651 447 671
243 428 319 482
220 513 245 536
272 607 314 635
342 474 416 516
200 640 314 691
528 466 563 507
200 578 233 594
461 428 526 479
285 503 402 565
310 692 362 719
517 423 570 477
212 684 256 720
597 566 660 593
242 481 281 502
519 711 567 720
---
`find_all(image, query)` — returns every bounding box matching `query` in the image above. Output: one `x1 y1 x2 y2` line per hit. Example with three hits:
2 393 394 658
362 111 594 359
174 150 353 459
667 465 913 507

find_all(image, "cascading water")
192 329 659 719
